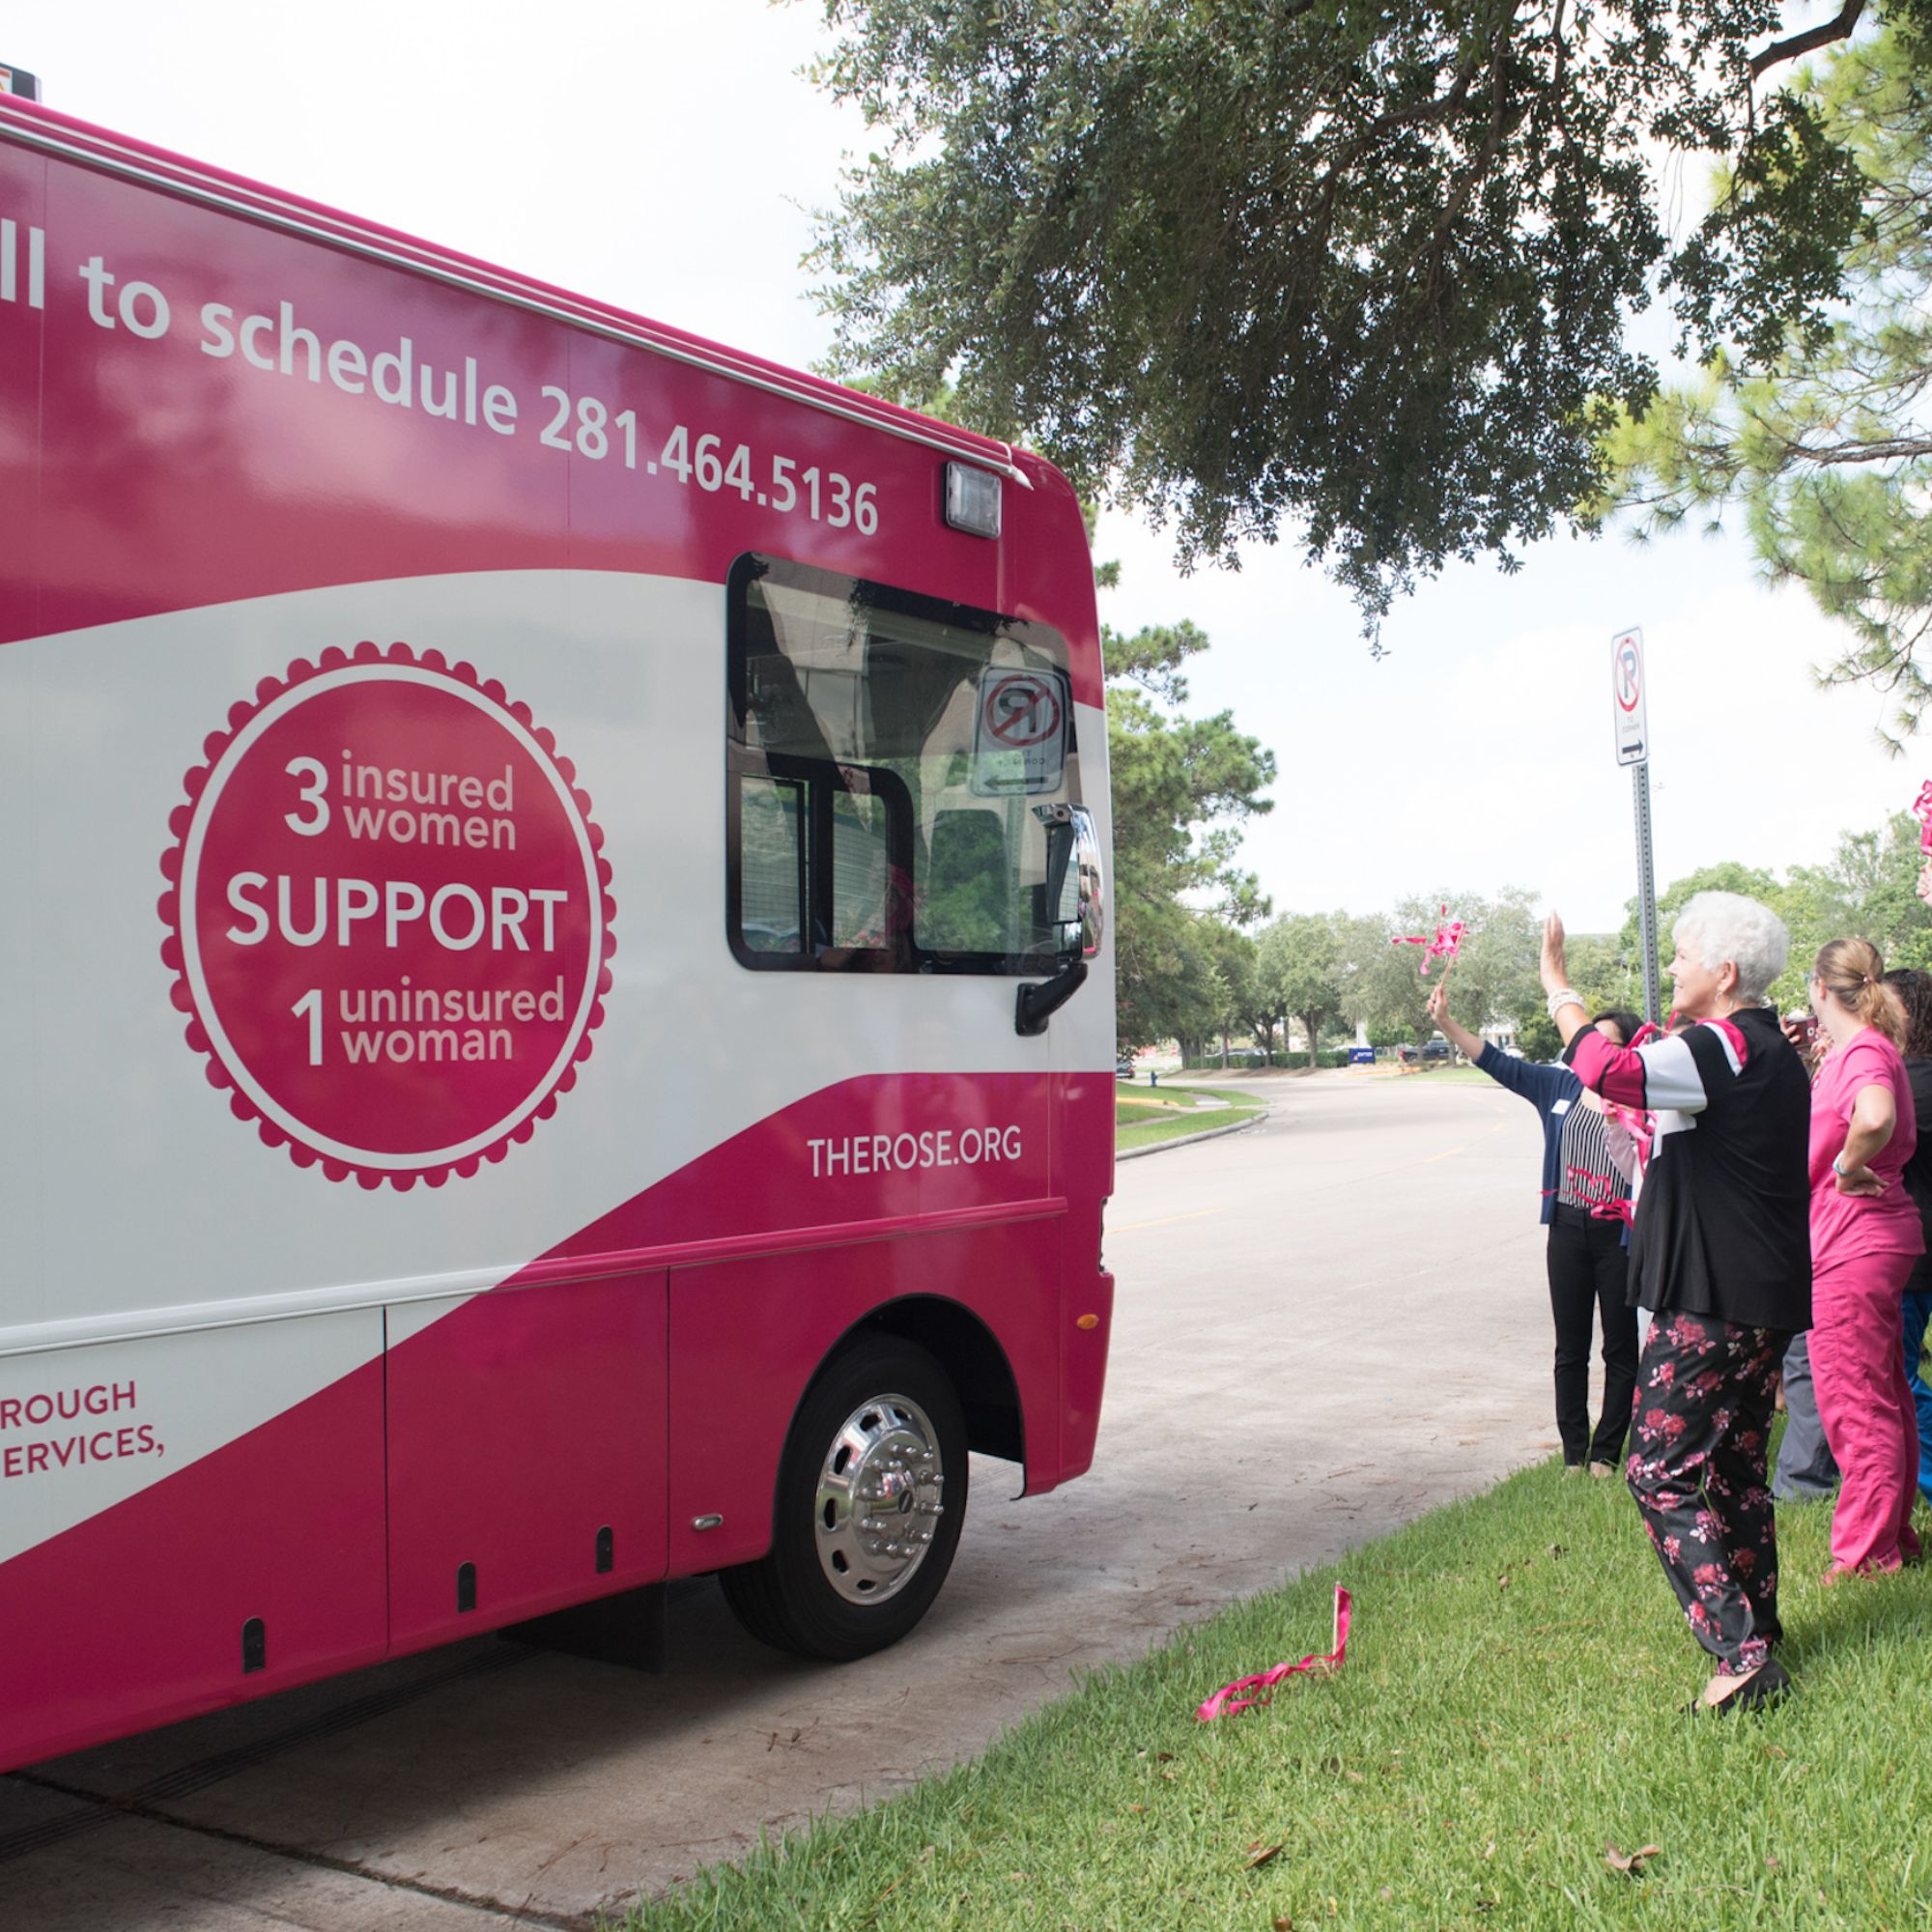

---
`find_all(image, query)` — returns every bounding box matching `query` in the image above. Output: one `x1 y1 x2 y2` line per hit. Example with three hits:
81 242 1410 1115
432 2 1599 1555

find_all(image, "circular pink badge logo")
159 643 615 1188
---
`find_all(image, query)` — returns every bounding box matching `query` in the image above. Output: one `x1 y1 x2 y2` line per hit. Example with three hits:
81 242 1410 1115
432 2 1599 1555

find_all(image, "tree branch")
1781 431 1932 465
1748 0 1865 79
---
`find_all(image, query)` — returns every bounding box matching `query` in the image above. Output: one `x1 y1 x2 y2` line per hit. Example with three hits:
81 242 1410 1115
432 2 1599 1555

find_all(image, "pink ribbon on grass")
1196 1585 1352 1721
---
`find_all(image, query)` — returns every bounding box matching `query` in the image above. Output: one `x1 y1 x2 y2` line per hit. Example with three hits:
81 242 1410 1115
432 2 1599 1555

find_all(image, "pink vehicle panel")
0 94 1114 1771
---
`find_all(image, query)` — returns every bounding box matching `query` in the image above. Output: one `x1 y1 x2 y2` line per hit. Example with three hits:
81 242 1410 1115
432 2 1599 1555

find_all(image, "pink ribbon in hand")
1196 1585 1352 1721
1603 1024 1658 1178
1609 1103 1655 1169
1566 1164 1634 1225
1914 781 1932 855
1390 906 1465 978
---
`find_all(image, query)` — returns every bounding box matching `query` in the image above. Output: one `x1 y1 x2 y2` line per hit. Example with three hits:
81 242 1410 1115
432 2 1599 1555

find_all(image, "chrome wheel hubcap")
814 1391 945 1605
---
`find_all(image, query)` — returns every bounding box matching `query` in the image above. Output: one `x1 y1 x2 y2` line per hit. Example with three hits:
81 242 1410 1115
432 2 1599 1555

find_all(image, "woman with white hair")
1543 892 1811 1713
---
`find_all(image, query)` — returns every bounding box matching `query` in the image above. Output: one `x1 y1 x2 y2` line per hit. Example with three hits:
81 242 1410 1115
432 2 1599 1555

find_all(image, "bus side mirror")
1069 806 1104 961
1017 805 1102 1037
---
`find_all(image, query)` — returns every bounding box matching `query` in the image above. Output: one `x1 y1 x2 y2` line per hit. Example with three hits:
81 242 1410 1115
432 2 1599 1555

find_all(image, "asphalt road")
0 1070 1563 1931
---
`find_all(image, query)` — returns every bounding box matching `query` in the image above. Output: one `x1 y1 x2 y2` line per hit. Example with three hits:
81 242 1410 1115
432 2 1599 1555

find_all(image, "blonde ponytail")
1814 937 1908 1049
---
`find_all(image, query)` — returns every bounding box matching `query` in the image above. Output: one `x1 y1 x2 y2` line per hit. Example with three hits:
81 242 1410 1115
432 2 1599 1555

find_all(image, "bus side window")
732 756 914 967
829 788 893 950
727 553 1076 976
738 775 808 954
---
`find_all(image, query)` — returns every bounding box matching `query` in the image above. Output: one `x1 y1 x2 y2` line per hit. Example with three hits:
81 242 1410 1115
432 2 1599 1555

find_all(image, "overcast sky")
7 0 1917 932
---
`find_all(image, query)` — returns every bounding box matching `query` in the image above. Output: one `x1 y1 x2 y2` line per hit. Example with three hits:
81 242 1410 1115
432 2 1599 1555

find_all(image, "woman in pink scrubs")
1808 937 1926 1577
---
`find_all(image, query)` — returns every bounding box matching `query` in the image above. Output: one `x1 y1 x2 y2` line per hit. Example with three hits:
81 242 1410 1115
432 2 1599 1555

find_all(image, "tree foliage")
1114 901 1230 1052
1258 913 1347 1065
1606 24 1932 742
1106 621 1276 1048
1335 912 1429 1044
1207 810 1932 1065
1514 931 1636 1057
1333 891 1547 1042
809 0 1870 621
1614 813 1932 1009
1444 889 1547 1038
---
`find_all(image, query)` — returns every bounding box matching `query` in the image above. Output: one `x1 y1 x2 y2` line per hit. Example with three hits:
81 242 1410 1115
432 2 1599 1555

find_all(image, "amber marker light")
1076 1314 1099 1330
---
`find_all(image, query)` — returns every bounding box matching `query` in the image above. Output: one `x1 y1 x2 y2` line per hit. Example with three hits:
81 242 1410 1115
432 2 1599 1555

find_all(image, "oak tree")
809 0 1871 620
1259 912 1348 1066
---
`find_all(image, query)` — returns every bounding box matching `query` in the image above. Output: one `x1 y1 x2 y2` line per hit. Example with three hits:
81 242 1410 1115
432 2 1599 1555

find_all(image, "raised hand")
1539 912 1570 997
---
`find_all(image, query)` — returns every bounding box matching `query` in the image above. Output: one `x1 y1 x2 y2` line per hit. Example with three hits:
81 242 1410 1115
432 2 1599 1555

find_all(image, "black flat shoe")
1685 1657 1791 1716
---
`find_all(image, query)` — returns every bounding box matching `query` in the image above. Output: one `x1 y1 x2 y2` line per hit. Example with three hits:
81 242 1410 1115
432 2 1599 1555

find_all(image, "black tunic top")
1571 1006 1812 1331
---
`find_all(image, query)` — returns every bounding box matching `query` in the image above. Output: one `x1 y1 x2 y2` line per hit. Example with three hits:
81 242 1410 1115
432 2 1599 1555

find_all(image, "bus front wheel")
721 1336 968 1661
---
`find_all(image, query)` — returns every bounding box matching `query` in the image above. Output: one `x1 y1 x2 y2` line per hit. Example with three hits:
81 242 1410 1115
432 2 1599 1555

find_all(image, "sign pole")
1611 627 1661 1026
1634 760 1662 1027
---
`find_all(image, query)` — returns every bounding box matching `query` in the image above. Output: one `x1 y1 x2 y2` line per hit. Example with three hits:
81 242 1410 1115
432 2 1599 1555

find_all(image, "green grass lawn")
1113 1081 1225 1109
624 1445 1932 1932
1116 1084 1266 1151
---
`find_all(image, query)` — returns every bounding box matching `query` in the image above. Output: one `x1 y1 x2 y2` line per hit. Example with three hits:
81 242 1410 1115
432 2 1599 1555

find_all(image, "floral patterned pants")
1627 1310 1787 1674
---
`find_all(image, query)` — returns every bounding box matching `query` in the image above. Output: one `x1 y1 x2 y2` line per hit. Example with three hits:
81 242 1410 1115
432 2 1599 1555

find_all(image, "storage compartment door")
0 1311 387 1770
385 1269 668 1652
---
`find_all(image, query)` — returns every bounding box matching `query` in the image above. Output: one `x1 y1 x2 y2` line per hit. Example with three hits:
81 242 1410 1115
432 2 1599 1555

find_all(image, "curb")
1117 1107 1270 1161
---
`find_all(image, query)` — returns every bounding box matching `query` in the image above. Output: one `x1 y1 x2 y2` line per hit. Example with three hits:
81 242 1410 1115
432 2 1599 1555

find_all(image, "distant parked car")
1116 1059 1136 1079
1419 1038 1453 1061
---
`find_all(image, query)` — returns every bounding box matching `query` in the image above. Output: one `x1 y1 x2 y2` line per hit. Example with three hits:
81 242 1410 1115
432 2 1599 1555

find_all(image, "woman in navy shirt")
1427 980 1642 1473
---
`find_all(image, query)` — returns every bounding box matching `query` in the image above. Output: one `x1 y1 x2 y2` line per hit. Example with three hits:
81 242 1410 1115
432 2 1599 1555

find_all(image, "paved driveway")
0 1072 1561 1930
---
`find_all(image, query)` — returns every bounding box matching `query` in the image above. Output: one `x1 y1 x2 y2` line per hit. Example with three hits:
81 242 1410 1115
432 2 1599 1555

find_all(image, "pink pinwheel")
1391 905 1465 977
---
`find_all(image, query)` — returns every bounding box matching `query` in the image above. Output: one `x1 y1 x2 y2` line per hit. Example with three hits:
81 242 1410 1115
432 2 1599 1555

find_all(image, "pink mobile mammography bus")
0 86 1115 1773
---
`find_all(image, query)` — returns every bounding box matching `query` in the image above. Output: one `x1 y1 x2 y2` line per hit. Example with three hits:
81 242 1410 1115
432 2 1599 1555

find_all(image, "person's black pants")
1547 1204 1638 1465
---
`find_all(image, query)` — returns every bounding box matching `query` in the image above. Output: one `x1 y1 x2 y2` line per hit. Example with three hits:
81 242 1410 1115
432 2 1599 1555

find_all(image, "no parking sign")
972 668 1068 795
1611 627 1648 766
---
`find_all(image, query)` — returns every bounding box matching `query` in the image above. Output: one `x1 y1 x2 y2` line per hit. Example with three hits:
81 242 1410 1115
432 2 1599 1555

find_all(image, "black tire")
721 1335 968 1661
